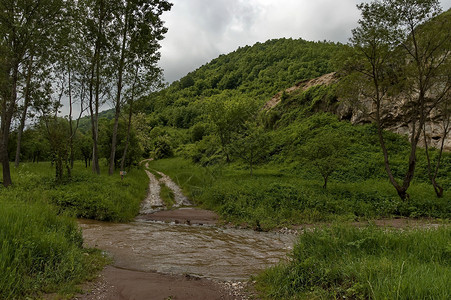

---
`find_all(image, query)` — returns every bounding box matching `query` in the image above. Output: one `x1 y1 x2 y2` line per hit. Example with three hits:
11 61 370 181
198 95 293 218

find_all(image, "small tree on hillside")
302 131 348 189
231 121 269 176
207 92 259 163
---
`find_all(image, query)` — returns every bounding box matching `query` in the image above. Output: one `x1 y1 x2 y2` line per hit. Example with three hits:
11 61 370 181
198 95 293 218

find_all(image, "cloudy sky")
158 0 451 84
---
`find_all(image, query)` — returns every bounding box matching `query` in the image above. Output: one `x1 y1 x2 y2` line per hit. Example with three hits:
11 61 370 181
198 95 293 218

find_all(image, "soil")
263 72 338 110
136 207 219 225
75 266 235 300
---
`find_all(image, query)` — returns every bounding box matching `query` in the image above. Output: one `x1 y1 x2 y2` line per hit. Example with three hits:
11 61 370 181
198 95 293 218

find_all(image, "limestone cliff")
266 72 450 151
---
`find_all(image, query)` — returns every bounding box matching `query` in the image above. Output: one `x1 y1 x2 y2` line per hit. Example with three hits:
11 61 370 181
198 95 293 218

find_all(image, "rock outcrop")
266 72 450 151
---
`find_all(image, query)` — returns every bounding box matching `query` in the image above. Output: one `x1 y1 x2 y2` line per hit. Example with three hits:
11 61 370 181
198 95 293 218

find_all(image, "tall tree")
349 0 451 200
108 0 172 175
14 53 34 168
423 92 451 197
78 0 113 174
0 0 64 187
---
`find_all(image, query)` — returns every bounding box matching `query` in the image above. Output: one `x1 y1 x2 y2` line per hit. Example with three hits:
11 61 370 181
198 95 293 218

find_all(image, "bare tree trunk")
423 113 449 198
120 93 134 172
373 80 407 200
89 2 105 175
1 64 19 187
15 55 34 168
68 68 74 169
109 8 129 175
120 67 137 171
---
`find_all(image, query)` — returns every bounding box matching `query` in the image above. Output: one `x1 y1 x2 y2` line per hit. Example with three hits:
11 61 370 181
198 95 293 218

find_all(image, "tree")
348 0 451 200
207 92 259 163
302 131 348 189
423 92 451 197
0 0 64 187
108 0 171 175
42 117 72 182
231 121 268 176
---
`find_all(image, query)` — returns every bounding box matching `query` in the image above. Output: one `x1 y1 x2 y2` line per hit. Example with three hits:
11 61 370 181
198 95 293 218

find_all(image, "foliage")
300 130 348 189
99 118 143 168
0 160 149 298
230 121 270 175
148 157 450 230
0 162 123 299
345 0 451 200
255 225 451 300
140 38 344 132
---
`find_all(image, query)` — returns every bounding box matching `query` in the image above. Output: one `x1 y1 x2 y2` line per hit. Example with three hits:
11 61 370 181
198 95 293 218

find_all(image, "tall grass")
0 200 109 298
256 225 451 299
7 161 149 222
0 161 149 298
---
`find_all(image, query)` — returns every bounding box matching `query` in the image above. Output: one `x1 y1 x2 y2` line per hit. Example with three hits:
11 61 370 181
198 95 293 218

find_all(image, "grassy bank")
0 200 109 299
148 158 450 230
8 161 149 222
0 161 148 298
255 225 451 299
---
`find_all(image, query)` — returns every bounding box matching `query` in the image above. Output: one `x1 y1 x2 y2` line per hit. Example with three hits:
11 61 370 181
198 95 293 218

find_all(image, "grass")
7 161 149 222
160 182 175 208
0 161 149 299
0 199 110 299
255 225 451 299
148 157 450 230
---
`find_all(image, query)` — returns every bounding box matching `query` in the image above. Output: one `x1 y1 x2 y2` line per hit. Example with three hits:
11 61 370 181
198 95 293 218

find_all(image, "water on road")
79 219 296 281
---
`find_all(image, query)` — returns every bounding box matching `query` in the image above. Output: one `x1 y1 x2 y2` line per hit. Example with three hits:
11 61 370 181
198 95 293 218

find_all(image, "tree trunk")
323 175 328 189
120 94 134 171
120 66 137 171
109 8 129 175
68 68 74 169
89 0 105 175
1 64 19 187
423 117 448 198
15 55 34 168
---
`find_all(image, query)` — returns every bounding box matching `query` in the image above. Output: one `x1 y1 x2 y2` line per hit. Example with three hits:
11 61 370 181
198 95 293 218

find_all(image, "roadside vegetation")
255 225 451 299
0 162 147 298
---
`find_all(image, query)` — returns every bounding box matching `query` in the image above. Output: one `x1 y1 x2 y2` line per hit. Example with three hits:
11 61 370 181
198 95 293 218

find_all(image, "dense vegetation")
140 38 342 130
0 162 148 298
256 225 451 299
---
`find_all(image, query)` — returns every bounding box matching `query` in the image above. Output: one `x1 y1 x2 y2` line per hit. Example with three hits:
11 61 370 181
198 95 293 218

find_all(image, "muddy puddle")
79 219 296 281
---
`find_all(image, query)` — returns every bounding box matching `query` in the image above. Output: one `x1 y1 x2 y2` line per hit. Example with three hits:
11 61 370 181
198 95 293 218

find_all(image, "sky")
158 0 451 84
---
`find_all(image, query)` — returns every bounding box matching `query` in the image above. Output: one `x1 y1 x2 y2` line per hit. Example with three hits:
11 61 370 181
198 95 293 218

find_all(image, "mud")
136 207 219 225
75 266 236 300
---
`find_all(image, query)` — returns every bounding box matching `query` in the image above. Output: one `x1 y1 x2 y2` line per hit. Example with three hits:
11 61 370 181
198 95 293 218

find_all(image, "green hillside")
140 38 343 129
140 36 449 230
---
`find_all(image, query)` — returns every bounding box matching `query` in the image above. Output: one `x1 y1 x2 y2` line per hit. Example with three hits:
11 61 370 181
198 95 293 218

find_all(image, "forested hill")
140 38 344 128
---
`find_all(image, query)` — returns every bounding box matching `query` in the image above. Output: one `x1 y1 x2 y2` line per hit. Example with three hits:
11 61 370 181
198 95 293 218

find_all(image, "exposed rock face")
268 72 450 151
263 72 339 110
